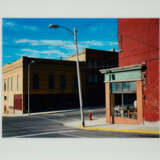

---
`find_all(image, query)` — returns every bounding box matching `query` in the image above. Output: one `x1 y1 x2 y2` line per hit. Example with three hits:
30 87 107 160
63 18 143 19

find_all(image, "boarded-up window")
14 94 22 110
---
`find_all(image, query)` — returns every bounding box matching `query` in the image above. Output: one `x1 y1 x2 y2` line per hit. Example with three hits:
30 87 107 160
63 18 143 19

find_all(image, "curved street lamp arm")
59 25 74 36
49 24 74 36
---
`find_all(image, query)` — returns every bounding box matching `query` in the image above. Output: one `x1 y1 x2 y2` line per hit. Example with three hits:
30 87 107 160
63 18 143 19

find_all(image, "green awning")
99 64 143 82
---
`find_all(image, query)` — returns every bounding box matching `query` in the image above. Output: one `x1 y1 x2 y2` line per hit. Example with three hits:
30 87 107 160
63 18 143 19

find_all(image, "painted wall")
118 18 159 122
2 57 24 115
65 53 86 62
22 57 87 112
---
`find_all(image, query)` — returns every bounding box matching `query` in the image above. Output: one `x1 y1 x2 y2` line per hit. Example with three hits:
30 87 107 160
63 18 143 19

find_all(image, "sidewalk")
3 108 80 117
64 117 160 135
3 106 105 117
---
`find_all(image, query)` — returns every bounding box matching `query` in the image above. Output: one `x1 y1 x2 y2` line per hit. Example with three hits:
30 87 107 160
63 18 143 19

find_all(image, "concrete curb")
76 126 160 135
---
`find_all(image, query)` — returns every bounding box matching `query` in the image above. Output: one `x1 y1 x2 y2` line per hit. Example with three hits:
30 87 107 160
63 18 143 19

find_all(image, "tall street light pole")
28 60 34 116
48 24 85 127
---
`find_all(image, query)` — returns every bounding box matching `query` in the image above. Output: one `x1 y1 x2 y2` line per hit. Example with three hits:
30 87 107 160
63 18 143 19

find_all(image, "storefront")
100 65 144 124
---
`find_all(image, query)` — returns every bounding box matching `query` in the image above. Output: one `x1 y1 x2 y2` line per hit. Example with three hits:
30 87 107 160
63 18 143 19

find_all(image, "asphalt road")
2 108 159 138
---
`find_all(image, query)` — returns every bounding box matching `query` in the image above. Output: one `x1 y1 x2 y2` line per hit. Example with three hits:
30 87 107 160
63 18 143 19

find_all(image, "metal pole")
28 63 30 115
74 28 85 127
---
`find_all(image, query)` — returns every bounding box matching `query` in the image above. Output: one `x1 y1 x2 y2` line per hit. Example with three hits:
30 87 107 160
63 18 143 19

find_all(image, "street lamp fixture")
49 24 85 127
28 60 35 116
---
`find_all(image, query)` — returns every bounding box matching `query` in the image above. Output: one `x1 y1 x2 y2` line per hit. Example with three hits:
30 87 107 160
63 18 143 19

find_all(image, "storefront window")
111 82 137 119
111 82 136 92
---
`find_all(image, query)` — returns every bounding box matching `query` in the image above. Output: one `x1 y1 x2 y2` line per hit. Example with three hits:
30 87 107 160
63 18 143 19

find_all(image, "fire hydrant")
89 112 92 120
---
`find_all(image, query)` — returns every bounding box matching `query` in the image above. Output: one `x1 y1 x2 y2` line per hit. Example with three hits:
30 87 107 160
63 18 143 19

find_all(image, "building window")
17 75 19 91
7 78 9 91
101 61 105 68
74 75 78 90
11 77 13 91
111 82 136 92
4 96 7 100
94 61 97 68
111 82 137 119
60 75 66 90
33 74 39 89
88 60 92 68
88 74 92 83
4 80 6 91
94 74 98 83
48 75 54 89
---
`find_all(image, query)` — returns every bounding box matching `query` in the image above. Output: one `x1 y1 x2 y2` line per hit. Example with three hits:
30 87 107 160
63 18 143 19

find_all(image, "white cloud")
15 39 74 50
15 39 104 49
3 21 38 31
4 22 16 28
23 25 37 31
20 48 66 57
21 48 39 53
15 39 118 54
109 41 118 46
16 39 39 45
80 40 104 46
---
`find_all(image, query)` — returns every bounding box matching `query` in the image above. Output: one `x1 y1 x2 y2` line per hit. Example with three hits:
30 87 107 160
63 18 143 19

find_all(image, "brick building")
100 18 159 124
2 48 118 115
65 48 118 105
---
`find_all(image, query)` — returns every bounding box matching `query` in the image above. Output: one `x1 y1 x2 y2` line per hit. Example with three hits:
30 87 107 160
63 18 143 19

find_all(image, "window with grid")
111 82 137 119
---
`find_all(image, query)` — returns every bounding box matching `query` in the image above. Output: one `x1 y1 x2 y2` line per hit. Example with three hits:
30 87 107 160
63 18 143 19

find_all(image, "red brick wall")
118 18 159 122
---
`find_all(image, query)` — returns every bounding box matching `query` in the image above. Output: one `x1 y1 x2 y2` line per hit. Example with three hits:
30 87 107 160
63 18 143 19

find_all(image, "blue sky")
2 18 118 66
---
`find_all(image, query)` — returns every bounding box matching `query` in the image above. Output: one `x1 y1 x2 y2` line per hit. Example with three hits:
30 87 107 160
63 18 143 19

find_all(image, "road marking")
76 126 160 135
58 133 83 138
33 116 63 124
34 115 79 124
14 130 77 138
3 128 71 136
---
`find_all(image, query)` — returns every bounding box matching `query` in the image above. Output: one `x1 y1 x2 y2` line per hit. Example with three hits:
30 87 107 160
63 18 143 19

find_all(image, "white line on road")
59 133 83 138
3 127 71 136
34 115 79 124
33 116 64 124
14 130 77 138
